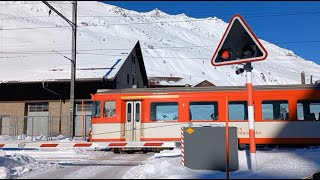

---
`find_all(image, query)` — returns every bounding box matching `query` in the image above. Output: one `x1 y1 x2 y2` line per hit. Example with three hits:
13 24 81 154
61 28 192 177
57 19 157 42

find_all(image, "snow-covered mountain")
0 1 319 86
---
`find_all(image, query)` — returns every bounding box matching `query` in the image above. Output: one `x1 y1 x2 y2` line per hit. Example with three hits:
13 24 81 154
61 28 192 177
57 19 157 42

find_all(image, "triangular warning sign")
211 14 268 66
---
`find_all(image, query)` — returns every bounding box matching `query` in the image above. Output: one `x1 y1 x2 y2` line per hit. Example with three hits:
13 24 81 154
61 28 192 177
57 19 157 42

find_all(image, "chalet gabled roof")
0 39 139 84
193 80 215 87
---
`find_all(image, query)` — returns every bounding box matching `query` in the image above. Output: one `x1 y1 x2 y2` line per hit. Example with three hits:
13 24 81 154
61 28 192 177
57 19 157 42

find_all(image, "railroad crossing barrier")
0 141 176 150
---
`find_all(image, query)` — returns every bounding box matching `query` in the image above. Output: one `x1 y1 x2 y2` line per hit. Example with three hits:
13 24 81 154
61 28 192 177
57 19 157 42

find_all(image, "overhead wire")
1 10 320 30
0 51 315 62
0 2 71 6
1 39 320 53
0 4 319 62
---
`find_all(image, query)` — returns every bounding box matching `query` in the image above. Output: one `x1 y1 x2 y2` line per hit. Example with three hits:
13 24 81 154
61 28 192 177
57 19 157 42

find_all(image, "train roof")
95 84 320 94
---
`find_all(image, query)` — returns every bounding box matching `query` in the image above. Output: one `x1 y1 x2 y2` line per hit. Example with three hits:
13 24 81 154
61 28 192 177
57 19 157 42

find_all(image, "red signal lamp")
220 49 231 60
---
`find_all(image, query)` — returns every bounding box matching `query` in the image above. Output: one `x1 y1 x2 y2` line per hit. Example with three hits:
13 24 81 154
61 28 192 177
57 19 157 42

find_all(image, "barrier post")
225 97 230 179
244 62 257 173
82 100 85 141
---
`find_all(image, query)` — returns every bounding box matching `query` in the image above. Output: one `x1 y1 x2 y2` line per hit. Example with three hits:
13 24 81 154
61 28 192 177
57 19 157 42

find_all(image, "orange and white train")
89 84 320 149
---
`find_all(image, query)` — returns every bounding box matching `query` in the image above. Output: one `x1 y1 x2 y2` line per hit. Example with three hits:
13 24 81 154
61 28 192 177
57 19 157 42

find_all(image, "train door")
125 101 141 142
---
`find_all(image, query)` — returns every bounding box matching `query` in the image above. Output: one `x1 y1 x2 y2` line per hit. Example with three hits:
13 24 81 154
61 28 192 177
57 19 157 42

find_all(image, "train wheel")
142 148 150 154
111 148 120 154
151 148 162 153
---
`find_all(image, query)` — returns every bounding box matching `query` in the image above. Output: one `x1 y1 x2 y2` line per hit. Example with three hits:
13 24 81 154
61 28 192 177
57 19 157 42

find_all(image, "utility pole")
70 1 77 139
42 1 77 139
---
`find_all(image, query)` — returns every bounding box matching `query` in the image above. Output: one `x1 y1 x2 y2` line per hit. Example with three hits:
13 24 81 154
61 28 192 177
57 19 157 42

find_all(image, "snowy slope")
0 1 319 86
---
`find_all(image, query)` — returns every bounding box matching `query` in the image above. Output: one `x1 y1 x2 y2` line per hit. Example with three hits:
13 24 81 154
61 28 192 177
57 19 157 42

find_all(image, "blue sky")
106 1 320 64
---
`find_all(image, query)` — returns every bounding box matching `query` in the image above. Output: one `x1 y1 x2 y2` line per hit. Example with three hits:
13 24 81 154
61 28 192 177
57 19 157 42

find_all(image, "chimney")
301 72 305 84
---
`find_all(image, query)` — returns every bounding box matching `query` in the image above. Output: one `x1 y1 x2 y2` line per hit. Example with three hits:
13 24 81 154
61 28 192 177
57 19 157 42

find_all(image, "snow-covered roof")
0 39 138 83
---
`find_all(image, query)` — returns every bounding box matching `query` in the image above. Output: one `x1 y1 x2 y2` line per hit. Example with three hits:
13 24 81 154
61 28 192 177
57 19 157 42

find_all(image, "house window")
28 103 49 112
76 102 92 112
131 63 136 77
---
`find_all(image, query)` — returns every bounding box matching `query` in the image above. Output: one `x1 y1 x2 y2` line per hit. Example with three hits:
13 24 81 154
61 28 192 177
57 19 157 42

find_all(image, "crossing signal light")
220 49 232 60
212 14 268 66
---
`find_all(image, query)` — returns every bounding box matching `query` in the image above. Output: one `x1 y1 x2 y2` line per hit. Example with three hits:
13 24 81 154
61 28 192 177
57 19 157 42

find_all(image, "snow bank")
0 150 36 178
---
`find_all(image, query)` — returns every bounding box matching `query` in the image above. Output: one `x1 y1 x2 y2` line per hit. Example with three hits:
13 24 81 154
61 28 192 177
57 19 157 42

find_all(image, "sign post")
244 62 256 173
211 14 268 174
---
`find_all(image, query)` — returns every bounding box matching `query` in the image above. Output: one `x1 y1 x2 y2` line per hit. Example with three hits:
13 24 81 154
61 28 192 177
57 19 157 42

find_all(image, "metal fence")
0 114 92 141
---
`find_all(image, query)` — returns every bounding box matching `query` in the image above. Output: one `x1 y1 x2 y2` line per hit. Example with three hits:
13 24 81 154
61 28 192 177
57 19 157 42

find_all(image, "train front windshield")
92 101 101 118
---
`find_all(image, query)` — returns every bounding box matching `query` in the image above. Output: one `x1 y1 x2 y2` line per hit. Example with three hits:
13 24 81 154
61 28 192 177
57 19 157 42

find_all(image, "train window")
135 103 140 122
92 101 101 118
190 102 218 120
228 101 248 121
104 101 116 117
297 100 320 121
262 100 289 120
127 103 132 122
151 102 178 121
